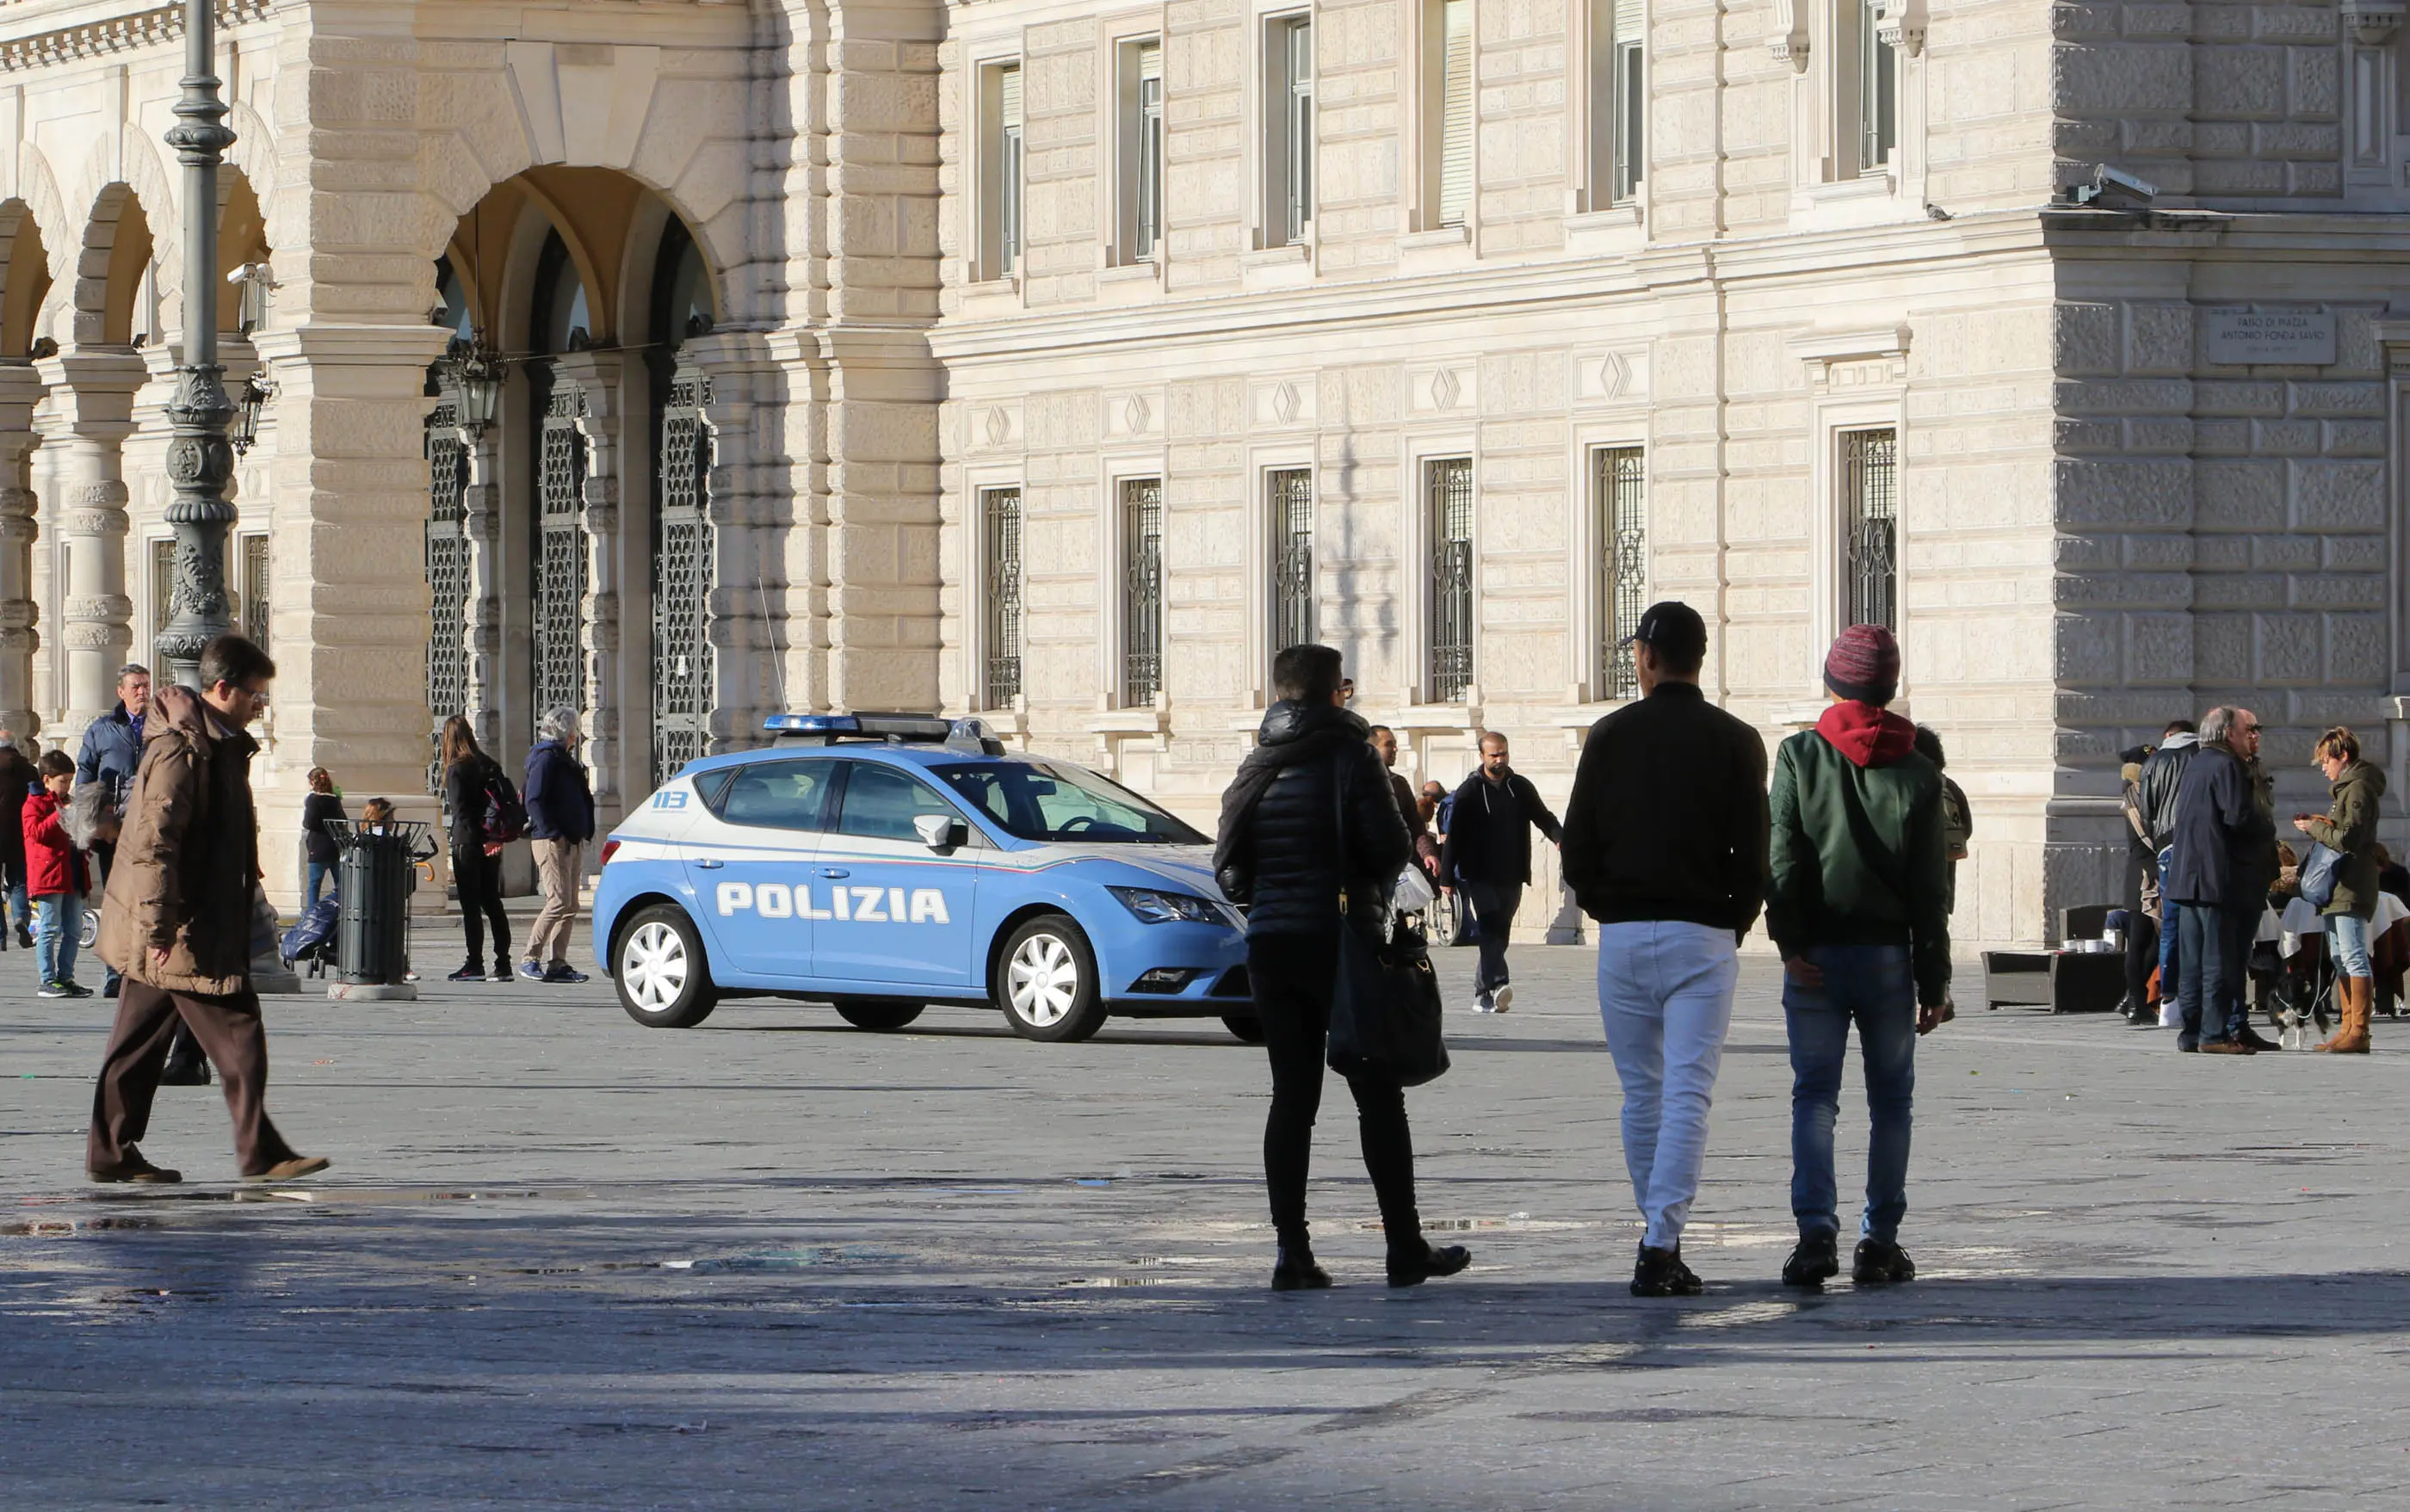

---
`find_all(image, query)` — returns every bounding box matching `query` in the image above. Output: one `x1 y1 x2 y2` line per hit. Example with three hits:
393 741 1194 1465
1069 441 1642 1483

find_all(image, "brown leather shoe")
241 1156 331 1182
89 1150 182 1184
2197 1039 2253 1055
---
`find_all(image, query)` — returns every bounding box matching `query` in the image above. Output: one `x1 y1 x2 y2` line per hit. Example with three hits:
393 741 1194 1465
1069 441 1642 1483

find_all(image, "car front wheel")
614 904 718 1028
995 915 1106 1043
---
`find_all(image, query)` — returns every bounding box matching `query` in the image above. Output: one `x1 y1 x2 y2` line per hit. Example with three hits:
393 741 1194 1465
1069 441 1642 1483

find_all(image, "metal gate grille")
1843 428 1897 631
425 407 471 793
982 487 1023 707
1597 446 1646 699
1122 477 1163 707
652 372 716 785
1269 468 1313 652
1427 457 1474 702
241 534 269 651
535 382 589 720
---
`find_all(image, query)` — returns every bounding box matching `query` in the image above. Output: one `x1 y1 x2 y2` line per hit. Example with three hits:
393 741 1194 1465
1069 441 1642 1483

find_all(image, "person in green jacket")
2294 726 2388 1053
1766 624 1951 1291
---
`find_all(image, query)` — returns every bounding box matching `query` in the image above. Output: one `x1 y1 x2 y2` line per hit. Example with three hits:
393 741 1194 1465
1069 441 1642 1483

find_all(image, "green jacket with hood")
2299 757 2388 921
1766 701 1953 1008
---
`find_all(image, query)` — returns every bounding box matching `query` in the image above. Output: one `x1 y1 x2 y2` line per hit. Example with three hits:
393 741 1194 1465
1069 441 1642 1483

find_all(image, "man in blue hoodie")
1766 625 1950 1291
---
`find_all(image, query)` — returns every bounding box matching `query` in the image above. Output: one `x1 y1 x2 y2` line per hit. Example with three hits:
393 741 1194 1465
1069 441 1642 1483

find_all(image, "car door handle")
695 858 724 870
818 867 850 879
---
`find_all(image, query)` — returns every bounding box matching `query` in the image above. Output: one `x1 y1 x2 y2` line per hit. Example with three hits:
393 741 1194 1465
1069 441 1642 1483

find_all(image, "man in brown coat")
85 634 328 1184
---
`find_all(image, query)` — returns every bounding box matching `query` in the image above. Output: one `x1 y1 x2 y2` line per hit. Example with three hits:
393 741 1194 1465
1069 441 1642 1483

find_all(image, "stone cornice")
0 1 271 72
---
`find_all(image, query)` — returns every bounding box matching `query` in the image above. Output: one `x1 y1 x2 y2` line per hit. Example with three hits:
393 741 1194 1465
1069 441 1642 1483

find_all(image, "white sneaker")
1492 984 1513 1014
1471 991 1495 1015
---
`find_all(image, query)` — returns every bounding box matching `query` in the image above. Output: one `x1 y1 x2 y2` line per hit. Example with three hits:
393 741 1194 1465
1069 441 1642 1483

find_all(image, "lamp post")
155 0 239 690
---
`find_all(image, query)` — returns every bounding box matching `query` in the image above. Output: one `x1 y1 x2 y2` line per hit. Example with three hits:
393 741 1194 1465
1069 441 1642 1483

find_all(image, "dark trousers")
88 981 300 1176
1247 933 1423 1256
1465 880 1522 993
454 845 509 965
2124 910 2160 1008
2175 902 2253 1044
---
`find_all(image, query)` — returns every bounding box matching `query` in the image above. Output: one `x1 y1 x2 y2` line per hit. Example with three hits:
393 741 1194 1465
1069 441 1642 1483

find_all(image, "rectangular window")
1266 17 1314 245
1268 468 1314 651
241 533 269 651
1856 0 1895 174
1595 447 1646 699
1612 0 1644 203
1122 477 1164 707
980 486 1024 707
1121 40 1166 262
979 63 1026 278
1842 429 1897 631
1435 0 1475 227
1426 457 1474 702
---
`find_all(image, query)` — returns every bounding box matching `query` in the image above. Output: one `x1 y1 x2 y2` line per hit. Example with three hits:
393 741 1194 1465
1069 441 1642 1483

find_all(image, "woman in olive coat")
2294 726 2388 1052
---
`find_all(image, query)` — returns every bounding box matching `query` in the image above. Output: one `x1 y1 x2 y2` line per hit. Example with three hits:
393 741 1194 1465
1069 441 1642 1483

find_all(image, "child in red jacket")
24 749 90 998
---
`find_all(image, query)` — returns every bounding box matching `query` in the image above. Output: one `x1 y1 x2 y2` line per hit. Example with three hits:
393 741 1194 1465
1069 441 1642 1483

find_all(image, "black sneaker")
541 963 590 984
1782 1232 1841 1288
446 963 485 983
1852 1237 1917 1285
1630 1244 1703 1298
490 962 516 983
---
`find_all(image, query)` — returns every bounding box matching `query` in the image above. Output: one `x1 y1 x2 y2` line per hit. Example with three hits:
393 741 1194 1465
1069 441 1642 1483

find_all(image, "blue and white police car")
590 713 1258 1043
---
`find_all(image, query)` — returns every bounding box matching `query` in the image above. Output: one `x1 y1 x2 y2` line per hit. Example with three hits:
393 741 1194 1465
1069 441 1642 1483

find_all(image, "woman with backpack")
439 715 515 984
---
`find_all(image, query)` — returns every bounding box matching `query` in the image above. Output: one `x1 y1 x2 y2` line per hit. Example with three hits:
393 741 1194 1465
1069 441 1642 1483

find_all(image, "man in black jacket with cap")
1561 601 1769 1296
1442 731 1562 1014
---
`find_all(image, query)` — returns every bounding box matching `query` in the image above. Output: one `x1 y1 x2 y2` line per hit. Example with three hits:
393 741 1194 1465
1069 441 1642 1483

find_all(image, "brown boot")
2317 977 2374 1054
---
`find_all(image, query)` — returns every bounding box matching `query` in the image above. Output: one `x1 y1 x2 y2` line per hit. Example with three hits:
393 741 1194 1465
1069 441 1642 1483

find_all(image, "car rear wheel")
1221 1015 1266 1044
615 904 718 1028
995 915 1106 1043
834 999 924 1032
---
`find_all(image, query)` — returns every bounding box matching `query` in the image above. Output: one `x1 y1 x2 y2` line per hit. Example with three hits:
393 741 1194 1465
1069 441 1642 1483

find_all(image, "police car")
590 713 1257 1043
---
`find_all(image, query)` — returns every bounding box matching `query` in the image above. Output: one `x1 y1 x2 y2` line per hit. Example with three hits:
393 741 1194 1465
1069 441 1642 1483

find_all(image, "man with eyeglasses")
2164 706 2278 1054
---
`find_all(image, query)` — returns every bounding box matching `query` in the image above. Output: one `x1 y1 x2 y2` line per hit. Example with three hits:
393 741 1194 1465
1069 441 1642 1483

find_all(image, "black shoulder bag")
1326 751 1451 1088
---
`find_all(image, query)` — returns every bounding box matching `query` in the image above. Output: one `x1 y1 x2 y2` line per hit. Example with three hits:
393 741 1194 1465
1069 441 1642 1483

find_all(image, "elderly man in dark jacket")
1441 732 1562 1014
2165 706 2277 1053
1214 644 1469 1293
521 707 597 984
85 636 328 1184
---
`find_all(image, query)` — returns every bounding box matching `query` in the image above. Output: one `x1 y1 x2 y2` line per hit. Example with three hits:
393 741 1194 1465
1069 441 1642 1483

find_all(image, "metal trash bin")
331 818 429 985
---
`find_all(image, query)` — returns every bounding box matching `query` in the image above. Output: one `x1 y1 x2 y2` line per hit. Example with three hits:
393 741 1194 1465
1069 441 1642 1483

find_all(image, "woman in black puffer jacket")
1214 644 1470 1292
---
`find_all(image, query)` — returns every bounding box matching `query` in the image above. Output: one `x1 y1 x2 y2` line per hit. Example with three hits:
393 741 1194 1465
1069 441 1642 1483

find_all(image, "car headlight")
1107 886 1228 926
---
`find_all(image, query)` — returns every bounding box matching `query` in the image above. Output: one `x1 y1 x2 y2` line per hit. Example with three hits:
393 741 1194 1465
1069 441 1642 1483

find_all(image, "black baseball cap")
1622 600 1707 659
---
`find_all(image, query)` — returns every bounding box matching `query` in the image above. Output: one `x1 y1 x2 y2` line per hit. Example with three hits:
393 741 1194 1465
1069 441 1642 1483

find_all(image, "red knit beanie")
1824 624 1900 706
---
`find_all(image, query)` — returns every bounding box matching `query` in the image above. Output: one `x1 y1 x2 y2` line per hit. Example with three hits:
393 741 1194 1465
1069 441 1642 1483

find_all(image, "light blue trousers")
1597 921 1739 1251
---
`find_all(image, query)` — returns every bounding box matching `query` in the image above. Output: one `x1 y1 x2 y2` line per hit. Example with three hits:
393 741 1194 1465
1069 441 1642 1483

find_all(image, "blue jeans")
33 892 80 985
1784 944 1917 1244
1597 922 1738 1250
2330 912 2373 978
305 861 333 909
2174 901 2253 1044
2156 849 2181 1003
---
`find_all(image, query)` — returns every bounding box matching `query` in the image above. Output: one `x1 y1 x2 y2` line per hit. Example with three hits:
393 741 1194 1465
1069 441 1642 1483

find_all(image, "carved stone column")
0 362 45 743
455 414 507 753
36 349 145 744
551 350 625 817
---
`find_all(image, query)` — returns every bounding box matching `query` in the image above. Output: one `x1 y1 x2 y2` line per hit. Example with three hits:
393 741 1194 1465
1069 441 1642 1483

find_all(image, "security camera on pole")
156 0 238 690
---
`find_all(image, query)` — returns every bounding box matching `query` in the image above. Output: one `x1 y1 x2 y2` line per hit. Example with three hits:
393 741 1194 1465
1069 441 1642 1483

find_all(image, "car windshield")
938 761 1205 845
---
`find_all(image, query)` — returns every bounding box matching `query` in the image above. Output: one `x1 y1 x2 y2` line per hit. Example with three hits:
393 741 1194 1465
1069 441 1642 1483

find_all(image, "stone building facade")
0 0 2404 946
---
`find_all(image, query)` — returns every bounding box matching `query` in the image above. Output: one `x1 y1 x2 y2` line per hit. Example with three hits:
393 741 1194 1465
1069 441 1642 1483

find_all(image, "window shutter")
999 64 1023 129
1137 39 1161 83
1613 0 1642 47
1437 0 1474 228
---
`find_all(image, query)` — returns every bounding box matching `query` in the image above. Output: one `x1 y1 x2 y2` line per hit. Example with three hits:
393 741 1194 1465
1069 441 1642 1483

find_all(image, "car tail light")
598 840 621 867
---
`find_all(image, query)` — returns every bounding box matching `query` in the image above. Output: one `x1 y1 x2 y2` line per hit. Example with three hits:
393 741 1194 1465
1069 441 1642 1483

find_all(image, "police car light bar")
763 711 962 745
763 713 860 735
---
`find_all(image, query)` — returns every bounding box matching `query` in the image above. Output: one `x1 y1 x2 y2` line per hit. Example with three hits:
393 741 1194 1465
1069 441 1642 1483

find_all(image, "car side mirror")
914 813 967 850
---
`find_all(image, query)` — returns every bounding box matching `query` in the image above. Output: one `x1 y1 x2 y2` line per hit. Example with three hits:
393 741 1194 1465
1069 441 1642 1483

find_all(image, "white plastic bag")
1391 865 1437 916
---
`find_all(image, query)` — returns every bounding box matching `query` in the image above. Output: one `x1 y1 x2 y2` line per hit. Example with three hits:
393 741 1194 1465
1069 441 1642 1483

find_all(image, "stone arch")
44 182 157 349
612 195 722 349
0 201 53 361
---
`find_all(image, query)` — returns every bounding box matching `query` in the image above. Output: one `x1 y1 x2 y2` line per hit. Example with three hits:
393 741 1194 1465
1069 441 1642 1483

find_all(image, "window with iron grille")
241 534 269 651
653 371 716 787
1267 468 1314 652
1596 447 1646 699
1426 457 1474 702
424 405 471 793
534 380 590 720
1267 17 1314 245
981 487 1024 707
1843 428 1897 631
1122 477 1164 707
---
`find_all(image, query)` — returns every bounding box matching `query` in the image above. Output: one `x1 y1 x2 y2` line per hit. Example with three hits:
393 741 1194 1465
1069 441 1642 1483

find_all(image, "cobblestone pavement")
3 934 2407 1509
